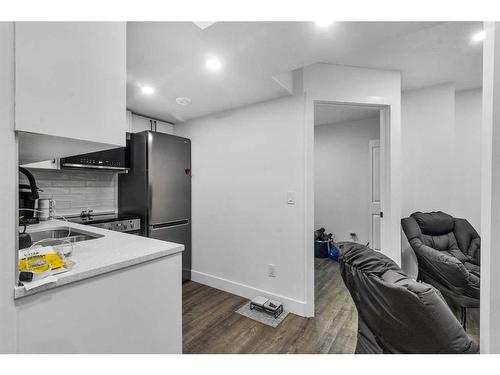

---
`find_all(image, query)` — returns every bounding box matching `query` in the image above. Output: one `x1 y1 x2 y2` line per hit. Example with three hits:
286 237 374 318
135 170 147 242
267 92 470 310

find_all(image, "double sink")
20 227 103 249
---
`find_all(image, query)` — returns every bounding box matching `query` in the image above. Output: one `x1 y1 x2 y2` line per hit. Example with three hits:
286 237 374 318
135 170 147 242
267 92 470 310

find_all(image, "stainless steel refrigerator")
118 131 191 281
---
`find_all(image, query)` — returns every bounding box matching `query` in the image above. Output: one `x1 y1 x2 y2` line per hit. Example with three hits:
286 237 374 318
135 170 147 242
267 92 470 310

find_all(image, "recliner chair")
338 242 478 354
401 211 480 328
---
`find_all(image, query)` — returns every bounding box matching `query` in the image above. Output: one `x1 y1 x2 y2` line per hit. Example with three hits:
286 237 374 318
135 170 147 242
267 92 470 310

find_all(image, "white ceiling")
127 21 483 124
314 104 379 126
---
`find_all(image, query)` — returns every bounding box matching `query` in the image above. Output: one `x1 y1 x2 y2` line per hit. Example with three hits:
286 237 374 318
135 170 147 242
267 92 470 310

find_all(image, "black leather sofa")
338 242 478 354
401 211 480 328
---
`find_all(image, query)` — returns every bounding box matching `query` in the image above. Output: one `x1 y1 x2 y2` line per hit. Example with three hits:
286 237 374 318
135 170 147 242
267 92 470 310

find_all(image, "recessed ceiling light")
315 21 334 28
472 30 486 42
176 97 191 106
140 86 155 95
205 57 223 71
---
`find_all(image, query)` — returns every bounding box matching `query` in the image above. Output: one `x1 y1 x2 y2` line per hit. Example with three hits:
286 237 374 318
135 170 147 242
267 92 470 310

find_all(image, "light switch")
287 191 296 205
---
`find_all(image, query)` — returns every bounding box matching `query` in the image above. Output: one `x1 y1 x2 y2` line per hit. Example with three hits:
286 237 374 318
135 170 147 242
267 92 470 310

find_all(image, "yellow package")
18 253 65 273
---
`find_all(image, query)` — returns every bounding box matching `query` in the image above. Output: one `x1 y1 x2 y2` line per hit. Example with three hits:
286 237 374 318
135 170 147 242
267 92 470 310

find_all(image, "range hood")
60 147 129 171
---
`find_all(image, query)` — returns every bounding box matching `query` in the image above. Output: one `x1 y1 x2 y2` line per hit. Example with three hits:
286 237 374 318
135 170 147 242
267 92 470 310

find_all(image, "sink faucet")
80 210 94 220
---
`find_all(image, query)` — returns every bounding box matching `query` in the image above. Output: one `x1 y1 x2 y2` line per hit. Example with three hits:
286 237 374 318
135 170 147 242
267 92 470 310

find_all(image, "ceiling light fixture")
140 85 155 95
472 30 486 42
176 97 192 106
205 57 223 71
315 21 334 28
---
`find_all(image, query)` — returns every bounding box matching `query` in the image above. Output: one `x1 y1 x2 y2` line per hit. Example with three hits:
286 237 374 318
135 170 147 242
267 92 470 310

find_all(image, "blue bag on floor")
328 245 339 261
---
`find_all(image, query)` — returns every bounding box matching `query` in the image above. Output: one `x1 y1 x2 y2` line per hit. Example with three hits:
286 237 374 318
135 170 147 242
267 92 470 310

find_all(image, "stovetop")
68 213 139 225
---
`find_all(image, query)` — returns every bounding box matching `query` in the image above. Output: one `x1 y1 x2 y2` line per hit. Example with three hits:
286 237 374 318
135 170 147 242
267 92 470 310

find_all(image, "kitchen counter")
14 219 184 299
14 218 183 353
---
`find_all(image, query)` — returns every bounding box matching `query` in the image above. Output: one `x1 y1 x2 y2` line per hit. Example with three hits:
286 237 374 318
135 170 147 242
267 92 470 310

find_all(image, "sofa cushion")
421 231 458 250
411 211 454 236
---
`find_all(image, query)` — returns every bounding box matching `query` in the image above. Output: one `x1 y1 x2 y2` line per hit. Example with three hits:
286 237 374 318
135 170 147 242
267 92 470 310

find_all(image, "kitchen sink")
20 227 104 249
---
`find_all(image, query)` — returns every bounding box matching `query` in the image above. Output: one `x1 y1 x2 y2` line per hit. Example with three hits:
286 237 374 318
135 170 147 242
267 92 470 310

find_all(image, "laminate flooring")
183 258 357 353
183 257 480 353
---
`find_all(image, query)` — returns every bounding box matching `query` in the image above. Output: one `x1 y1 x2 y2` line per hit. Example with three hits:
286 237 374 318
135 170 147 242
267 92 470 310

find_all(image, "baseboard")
191 270 308 317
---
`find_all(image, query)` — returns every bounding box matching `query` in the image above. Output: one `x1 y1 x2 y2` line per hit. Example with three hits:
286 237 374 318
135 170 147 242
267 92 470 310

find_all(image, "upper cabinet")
15 22 126 149
127 111 175 135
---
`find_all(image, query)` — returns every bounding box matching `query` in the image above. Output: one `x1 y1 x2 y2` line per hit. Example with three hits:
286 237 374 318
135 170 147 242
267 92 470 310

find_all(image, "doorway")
314 103 382 248
312 103 382 346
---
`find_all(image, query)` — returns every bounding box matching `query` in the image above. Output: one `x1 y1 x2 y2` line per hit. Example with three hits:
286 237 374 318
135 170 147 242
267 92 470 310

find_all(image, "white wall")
176 64 401 317
314 117 379 244
0 22 17 353
175 95 308 314
401 83 456 216
453 89 482 230
401 84 482 225
400 84 482 278
480 21 500 354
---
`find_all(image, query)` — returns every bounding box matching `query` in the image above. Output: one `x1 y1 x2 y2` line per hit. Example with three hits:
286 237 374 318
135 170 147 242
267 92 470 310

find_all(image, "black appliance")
60 147 128 171
118 131 192 281
68 212 141 235
19 167 40 226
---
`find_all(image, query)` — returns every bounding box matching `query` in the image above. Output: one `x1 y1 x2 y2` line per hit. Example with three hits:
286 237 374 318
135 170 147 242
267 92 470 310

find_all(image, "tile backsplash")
20 169 118 217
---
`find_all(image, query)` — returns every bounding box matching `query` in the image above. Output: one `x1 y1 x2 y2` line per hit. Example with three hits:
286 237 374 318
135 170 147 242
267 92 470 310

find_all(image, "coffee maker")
19 167 40 226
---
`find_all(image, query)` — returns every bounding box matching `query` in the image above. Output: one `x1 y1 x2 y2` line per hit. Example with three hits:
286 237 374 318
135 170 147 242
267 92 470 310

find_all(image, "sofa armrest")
468 238 481 266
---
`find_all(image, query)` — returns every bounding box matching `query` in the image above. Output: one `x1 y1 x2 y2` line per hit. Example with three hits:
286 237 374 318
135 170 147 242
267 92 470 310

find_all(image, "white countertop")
14 219 184 299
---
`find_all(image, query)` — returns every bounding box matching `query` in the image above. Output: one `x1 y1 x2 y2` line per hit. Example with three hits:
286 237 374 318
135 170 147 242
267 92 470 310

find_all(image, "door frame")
305 97 399 317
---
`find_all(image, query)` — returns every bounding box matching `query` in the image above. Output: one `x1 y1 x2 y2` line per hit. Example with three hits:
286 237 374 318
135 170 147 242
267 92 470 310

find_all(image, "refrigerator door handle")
150 219 190 230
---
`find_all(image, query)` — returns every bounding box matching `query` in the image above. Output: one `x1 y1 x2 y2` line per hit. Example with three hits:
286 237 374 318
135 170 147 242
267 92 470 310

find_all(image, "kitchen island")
14 219 183 353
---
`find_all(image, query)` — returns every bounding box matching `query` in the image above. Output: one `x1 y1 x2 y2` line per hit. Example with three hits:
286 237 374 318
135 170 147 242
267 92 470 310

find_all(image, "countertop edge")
14 244 184 299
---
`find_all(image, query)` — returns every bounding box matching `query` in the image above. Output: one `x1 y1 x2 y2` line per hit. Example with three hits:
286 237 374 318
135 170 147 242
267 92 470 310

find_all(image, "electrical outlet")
268 264 276 278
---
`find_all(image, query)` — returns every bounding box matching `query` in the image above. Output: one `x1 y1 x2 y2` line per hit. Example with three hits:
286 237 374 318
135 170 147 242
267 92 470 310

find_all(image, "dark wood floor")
182 258 357 354
183 258 480 353
467 309 480 343
451 304 480 343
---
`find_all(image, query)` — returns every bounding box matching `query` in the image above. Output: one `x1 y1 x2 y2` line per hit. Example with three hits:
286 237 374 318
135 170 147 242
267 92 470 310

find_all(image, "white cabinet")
127 111 175 135
15 22 126 152
21 159 59 170
16 253 182 353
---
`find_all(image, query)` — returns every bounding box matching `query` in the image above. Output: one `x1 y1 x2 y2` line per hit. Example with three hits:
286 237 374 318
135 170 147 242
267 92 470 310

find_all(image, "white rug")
235 301 290 328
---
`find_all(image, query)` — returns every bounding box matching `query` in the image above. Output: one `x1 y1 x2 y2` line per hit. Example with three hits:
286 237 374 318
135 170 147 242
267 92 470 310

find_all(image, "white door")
369 140 381 251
